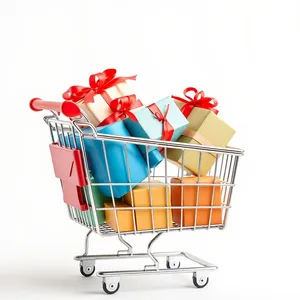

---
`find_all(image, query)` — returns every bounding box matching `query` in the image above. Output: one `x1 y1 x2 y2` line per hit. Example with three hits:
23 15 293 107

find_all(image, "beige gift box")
76 82 134 127
166 102 235 175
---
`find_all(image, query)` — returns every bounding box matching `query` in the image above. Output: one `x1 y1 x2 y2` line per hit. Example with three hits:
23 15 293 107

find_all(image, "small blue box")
124 96 189 158
59 121 150 198
147 149 164 168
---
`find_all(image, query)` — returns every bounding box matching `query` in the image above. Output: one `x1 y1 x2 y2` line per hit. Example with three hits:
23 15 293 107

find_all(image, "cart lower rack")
30 99 244 294
75 230 215 294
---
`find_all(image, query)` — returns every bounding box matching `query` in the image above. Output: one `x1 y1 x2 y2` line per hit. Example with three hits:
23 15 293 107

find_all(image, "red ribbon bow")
62 69 137 104
171 87 218 118
147 103 174 141
99 95 142 126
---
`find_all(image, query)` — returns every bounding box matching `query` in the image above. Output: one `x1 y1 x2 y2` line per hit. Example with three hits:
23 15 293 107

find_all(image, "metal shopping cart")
30 98 244 294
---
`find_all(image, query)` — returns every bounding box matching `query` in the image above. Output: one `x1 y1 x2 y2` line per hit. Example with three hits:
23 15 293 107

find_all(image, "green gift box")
74 173 119 226
166 91 235 175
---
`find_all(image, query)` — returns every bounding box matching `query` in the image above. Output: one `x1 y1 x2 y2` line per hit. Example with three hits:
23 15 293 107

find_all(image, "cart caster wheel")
192 275 209 288
103 281 120 295
80 265 95 277
166 260 181 269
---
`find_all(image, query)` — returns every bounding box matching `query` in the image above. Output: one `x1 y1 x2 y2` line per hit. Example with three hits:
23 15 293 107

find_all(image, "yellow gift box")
124 181 173 231
166 89 235 175
63 69 136 127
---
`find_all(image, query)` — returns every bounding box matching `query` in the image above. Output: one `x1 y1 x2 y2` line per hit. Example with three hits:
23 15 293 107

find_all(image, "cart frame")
30 99 244 294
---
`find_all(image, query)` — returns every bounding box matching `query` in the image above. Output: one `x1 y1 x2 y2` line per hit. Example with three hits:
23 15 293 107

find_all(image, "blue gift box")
124 96 189 158
59 121 149 198
146 149 164 168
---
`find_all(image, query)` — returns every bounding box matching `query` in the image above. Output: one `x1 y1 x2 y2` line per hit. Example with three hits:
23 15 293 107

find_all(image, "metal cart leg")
83 229 93 256
75 230 135 278
78 230 96 277
117 235 133 255
144 232 163 270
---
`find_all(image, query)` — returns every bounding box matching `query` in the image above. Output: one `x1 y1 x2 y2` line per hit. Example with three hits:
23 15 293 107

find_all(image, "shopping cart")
30 98 244 294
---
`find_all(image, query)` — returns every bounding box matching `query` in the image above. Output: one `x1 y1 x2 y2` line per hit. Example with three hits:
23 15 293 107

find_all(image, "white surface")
1 0 300 299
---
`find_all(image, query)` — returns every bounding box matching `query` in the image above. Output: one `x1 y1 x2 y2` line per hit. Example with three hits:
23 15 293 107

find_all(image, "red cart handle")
29 98 81 118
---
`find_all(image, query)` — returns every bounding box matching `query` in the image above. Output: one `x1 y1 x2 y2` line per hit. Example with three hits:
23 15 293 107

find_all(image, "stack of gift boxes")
49 69 235 232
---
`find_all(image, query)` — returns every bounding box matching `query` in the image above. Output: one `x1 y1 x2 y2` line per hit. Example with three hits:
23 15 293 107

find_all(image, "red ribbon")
99 95 142 126
171 87 218 118
62 69 137 104
147 103 174 141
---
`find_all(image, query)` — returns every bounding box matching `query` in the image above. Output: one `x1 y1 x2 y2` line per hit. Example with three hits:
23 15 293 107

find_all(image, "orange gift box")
104 202 134 232
124 181 173 231
171 176 223 227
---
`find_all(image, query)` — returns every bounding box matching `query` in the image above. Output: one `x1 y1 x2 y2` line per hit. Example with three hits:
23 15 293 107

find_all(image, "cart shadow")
1 272 194 295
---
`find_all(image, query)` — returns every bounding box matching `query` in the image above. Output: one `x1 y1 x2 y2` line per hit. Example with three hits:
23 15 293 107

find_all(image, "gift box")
146 149 164 169
167 88 235 175
171 176 223 226
63 69 139 127
124 181 173 231
104 202 134 232
124 96 189 162
59 120 149 198
82 172 121 226
99 94 164 169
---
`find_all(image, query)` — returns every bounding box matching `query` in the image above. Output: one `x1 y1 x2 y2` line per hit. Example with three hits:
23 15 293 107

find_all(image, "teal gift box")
124 96 189 157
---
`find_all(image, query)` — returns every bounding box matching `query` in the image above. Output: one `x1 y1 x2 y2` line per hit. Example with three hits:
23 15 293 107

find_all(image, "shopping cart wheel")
80 262 95 277
102 278 120 295
166 256 181 269
166 260 181 269
192 274 209 288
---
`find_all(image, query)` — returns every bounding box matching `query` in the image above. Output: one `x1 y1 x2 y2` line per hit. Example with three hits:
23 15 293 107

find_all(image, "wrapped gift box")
124 180 173 231
63 69 137 127
82 172 121 226
104 202 134 232
167 93 235 175
171 176 222 226
59 120 149 198
124 96 189 163
145 149 164 169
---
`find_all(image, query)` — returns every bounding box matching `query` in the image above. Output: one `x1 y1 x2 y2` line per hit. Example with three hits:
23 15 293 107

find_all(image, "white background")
0 0 299 299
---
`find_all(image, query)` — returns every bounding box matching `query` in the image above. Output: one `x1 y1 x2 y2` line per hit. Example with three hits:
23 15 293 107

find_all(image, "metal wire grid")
45 113 243 237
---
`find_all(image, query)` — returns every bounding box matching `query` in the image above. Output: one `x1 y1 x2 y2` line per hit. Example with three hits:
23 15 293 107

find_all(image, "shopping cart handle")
29 98 81 118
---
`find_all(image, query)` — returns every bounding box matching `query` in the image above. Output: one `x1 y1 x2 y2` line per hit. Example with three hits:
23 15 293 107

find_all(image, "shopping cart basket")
30 98 244 294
